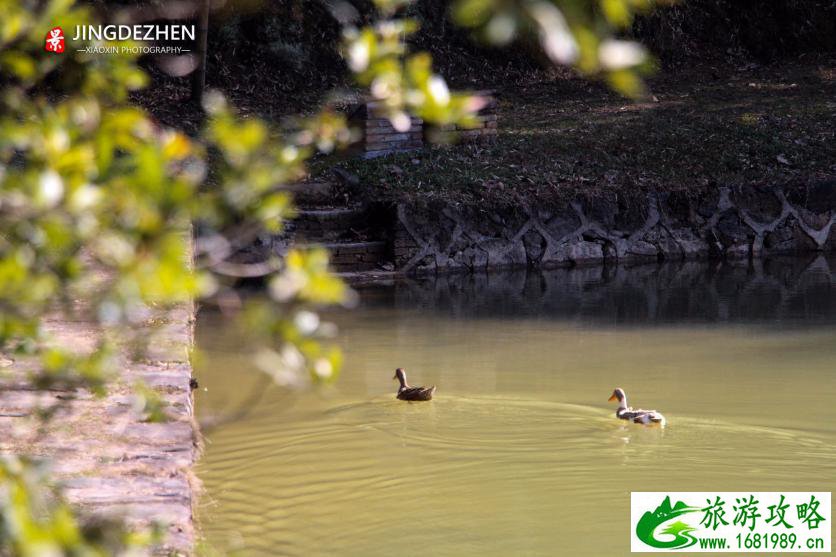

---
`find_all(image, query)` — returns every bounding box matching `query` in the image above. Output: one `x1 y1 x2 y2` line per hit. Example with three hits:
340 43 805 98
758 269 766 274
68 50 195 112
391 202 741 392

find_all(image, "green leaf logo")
636 496 700 550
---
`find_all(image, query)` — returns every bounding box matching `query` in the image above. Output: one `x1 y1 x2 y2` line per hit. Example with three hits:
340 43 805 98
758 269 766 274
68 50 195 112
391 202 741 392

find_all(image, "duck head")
608 387 627 408
393 368 408 387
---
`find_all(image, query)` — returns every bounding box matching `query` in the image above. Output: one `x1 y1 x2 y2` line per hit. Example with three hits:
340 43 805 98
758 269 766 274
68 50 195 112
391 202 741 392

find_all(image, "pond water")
195 256 836 556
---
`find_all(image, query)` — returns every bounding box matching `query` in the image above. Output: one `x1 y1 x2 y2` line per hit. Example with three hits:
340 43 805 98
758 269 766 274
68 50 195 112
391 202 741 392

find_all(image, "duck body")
616 406 666 426
397 385 436 401
393 368 435 401
609 388 666 427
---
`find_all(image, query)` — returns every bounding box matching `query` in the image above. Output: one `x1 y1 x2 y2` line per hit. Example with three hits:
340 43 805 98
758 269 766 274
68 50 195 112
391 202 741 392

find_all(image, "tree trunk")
191 0 209 105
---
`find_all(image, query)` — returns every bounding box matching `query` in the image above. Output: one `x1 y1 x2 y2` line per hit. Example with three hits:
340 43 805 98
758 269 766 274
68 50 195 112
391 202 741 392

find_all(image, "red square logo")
44 27 65 53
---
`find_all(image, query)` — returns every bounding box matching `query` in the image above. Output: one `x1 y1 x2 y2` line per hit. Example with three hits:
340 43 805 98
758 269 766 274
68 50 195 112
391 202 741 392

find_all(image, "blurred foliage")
0 0 355 399
340 0 660 131
0 0 670 552
0 456 159 556
342 15 487 129
131 0 836 128
450 0 662 95
0 0 490 551
155 0 669 117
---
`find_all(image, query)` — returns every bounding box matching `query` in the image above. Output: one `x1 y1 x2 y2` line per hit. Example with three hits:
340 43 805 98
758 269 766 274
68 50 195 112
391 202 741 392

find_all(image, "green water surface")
195 257 836 556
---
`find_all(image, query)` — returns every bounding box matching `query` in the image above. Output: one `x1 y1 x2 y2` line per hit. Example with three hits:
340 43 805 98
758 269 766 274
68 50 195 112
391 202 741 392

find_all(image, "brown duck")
393 368 436 401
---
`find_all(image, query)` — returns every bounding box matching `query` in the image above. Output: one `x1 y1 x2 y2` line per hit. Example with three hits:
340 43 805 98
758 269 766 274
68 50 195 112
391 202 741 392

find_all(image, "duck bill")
608 394 617 401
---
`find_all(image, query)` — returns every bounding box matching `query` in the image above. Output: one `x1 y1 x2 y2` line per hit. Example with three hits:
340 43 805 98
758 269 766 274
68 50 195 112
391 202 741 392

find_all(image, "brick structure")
349 101 423 159
326 241 387 270
428 91 498 144
349 91 498 158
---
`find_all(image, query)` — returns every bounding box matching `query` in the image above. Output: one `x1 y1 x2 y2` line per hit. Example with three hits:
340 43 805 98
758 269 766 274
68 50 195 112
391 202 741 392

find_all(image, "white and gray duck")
608 387 666 426
393 368 436 401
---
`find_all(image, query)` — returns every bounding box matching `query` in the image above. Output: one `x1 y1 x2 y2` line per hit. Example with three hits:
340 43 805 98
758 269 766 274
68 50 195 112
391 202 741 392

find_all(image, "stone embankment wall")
393 183 836 275
0 303 198 555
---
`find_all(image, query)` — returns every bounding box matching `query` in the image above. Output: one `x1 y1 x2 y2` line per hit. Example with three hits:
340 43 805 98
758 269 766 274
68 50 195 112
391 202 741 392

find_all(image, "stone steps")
292 207 370 242
276 180 392 273
296 240 388 273
284 180 341 206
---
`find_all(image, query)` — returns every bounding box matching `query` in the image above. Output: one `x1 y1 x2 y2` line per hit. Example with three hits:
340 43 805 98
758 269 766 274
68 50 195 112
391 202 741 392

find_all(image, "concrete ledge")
0 302 198 555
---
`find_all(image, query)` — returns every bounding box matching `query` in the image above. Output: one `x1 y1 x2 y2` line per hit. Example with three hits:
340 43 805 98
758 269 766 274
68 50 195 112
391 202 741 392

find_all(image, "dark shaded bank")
337 58 836 209
126 0 836 130
633 0 836 65
248 179 836 277
317 57 836 276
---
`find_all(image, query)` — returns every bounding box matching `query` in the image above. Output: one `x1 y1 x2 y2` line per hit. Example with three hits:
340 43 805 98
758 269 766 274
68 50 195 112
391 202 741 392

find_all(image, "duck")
393 368 436 401
608 387 666 426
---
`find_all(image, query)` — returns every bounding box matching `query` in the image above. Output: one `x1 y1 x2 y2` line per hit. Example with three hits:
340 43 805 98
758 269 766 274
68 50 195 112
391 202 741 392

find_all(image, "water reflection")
370 255 836 326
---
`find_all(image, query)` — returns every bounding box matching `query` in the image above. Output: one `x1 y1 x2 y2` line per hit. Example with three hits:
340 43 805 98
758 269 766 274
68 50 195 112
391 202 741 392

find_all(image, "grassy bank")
334 57 836 207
